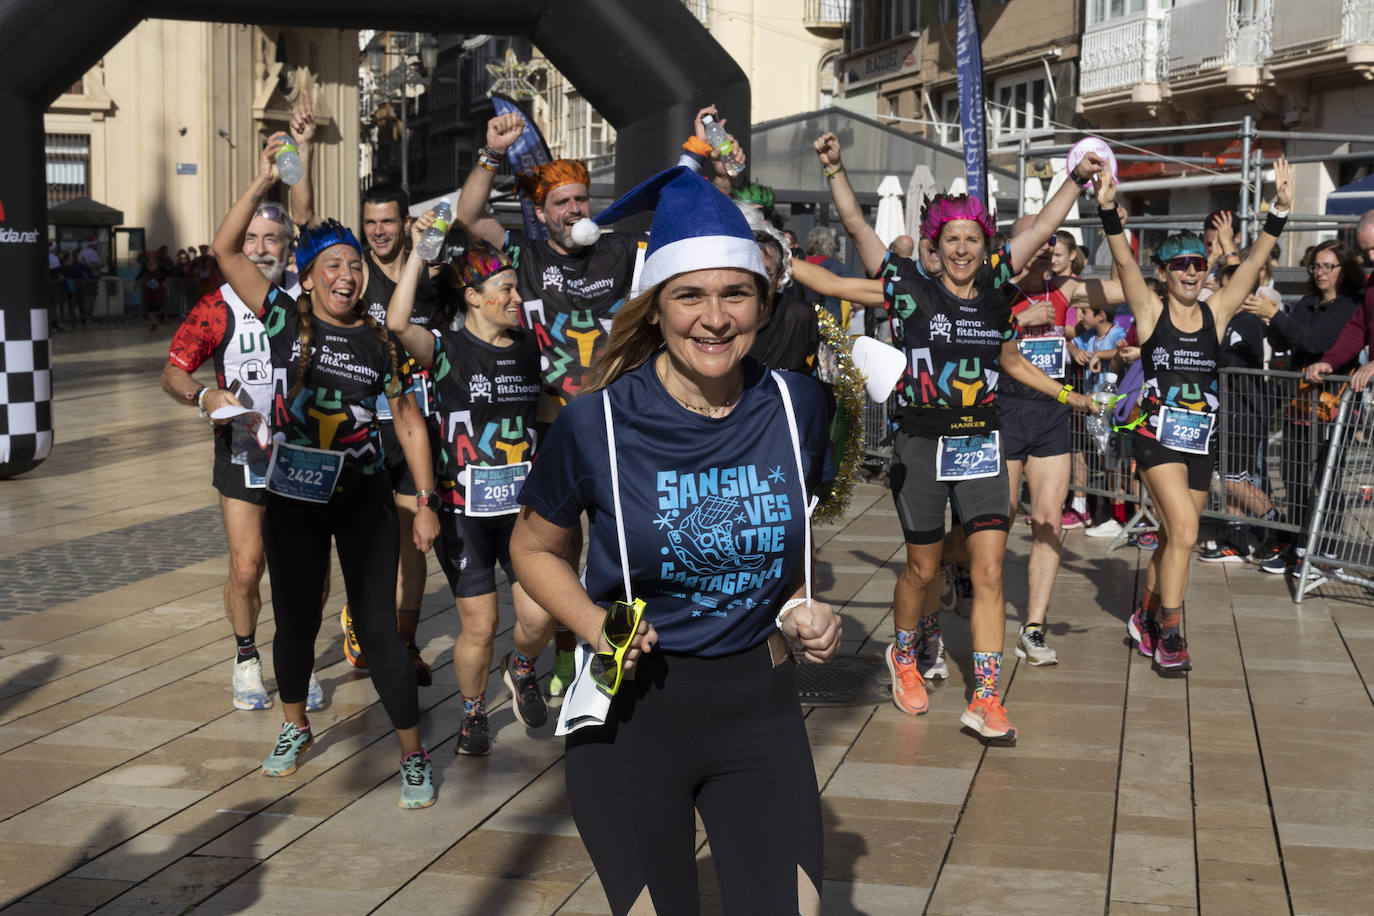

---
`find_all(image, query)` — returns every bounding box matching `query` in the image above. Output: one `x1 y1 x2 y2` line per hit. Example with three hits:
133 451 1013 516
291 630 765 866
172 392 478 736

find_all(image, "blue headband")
293 218 362 271
1152 233 1206 265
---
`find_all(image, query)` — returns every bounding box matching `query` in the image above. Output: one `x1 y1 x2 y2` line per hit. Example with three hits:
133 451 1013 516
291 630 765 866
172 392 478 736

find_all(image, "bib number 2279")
936 432 1002 481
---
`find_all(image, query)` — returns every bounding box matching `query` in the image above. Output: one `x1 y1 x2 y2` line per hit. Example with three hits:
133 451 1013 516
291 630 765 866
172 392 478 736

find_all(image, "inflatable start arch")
0 0 748 477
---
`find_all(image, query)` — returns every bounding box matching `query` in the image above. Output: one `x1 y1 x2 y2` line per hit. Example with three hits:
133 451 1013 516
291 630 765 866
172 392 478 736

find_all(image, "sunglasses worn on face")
1167 256 1207 273
589 598 647 695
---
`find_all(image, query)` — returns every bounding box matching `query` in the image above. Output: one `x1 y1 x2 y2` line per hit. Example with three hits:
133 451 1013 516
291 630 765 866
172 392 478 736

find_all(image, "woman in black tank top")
1095 162 1294 675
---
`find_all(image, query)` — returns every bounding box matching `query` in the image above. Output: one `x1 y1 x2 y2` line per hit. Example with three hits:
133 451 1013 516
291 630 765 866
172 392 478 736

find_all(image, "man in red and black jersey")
161 203 325 712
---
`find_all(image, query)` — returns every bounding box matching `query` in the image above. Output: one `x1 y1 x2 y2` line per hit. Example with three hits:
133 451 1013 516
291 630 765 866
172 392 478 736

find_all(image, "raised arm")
1068 275 1126 309
287 88 319 229
813 133 886 277
790 258 885 307
1212 158 1293 330
211 135 286 317
1007 153 1105 271
454 113 523 249
1093 170 1162 340
385 212 442 368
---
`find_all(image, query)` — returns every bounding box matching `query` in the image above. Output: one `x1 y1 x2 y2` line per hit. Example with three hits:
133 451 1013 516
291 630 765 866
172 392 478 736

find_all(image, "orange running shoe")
961 694 1017 742
340 604 367 669
885 643 929 715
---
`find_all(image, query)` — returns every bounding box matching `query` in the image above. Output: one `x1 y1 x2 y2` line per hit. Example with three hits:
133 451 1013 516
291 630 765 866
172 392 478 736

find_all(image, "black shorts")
996 395 1070 462
1132 430 1216 492
212 450 267 506
889 431 1010 545
435 510 517 598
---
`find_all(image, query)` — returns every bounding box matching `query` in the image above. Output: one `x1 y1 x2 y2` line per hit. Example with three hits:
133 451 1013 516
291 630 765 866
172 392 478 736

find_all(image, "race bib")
243 463 267 490
265 442 344 503
1017 335 1067 379
462 462 530 516
936 432 1002 481
1157 406 1215 455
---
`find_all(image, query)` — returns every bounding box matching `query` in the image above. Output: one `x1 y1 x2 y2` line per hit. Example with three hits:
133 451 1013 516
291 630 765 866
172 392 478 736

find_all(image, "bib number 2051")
463 462 531 516
936 432 1002 481
266 442 344 503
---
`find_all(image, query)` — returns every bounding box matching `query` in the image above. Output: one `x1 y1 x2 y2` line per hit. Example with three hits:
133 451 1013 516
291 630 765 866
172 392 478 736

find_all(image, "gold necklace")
656 360 742 415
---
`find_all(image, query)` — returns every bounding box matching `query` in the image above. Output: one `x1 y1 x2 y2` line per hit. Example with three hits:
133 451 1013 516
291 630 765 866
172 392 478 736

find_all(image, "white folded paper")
554 642 615 736
210 405 270 449
851 336 907 402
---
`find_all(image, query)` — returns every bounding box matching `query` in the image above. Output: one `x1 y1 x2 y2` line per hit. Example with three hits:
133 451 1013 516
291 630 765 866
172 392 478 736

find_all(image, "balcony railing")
1080 14 1166 95
1344 0 1374 44
804 0 850 29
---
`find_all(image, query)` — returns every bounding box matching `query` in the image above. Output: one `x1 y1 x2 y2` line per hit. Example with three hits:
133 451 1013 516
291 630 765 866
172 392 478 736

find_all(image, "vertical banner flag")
956 0 988 206
490 93 553 241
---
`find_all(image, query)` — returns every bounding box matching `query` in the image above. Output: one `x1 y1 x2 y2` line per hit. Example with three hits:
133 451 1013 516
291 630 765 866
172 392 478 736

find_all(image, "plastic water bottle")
275 140 303 186
1086 371 1118 445
416 200 451 262
700 114 744 177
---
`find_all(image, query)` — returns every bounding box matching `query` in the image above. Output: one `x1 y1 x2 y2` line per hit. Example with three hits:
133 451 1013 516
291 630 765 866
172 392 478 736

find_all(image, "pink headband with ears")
919 194 996 241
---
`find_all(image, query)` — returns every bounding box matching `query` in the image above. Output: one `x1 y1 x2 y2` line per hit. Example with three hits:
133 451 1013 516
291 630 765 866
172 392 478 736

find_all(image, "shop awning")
1325 173 1374 216
47 196 124 226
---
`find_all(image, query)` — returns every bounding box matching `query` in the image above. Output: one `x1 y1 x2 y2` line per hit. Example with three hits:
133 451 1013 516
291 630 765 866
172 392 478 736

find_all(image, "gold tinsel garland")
812 307 868 525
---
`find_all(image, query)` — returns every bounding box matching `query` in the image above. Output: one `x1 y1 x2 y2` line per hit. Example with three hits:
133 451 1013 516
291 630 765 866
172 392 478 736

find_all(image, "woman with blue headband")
211 134 441 808
1095 159 1294 674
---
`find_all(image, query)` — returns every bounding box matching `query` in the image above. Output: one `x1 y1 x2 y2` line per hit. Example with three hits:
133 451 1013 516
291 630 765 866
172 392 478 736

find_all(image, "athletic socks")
235 632 258 663
510 648 536 680
917 613 941 643
1071 495 1088 516
893 628 918 665
462 693 486 717
1159 606 1182 638
972 651 1001 699
1140 589 1161 617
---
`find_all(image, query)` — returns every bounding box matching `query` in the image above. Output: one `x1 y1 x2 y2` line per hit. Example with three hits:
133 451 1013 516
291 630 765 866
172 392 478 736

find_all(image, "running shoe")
1260 551 1291 574
1252 541 1287 564
341 604 367 669
917 633 949 680
1061 508 1086 530
884 643 929 715
938 563 958 614
1084 518 1124 539
1154 631 1191 673
1127 605 1158 659
502 652 549 728
548 649 576 698
1015 624 1058 666
261 722 312 776
953 564 974 618
305 671 324 711
960 694 1017 742
398 750 436 809
1133 531 1159 550
1199 543 1246 564
407 640 433 688
457 710 491 756
232 656 272 710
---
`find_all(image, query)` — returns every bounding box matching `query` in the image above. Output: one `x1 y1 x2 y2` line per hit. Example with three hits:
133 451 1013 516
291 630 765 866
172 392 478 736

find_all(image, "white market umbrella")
948 176 967 196
1045 158 1082 245
906 164 937 239
875 175 906 247
1022 177 1046 216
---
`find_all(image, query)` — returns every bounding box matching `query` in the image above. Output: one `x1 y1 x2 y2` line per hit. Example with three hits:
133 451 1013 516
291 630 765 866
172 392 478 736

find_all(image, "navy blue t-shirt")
518 356 833 657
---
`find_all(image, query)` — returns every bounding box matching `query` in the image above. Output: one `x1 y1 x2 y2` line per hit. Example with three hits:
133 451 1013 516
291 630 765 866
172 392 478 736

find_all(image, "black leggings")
565 641 822 915
263 472 418 729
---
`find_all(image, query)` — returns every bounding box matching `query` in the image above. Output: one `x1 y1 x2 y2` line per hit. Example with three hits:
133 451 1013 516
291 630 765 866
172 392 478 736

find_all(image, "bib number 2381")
266 442 344 503
1157 406 1215 455
463 462 531 516
936 432 1002 481
1016 335 1067 379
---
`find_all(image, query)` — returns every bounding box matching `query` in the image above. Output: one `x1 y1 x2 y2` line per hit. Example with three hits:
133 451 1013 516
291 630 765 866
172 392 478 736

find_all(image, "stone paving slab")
1 326 1372 913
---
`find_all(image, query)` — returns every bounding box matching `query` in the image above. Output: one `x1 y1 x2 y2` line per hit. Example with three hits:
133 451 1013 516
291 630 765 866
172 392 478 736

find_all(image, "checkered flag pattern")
0 307 53 475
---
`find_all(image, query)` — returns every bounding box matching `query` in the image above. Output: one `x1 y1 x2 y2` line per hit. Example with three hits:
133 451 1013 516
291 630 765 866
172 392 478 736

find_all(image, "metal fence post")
1239 114 1254 247
1294 385 1355 604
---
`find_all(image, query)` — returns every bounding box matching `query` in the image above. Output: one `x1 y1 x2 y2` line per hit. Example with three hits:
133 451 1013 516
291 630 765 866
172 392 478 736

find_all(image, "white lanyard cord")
771 371 814 603
602 391 634 604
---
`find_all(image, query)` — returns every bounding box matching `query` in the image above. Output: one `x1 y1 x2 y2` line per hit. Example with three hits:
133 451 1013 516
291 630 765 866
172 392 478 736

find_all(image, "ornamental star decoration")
486 49 537 100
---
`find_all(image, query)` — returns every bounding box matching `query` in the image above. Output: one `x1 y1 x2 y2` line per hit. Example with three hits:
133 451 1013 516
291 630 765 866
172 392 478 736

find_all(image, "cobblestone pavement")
0 327 1371 914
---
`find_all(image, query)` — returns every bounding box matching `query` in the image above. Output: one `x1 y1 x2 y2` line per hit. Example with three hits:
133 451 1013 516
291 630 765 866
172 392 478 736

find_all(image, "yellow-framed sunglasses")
589 598 647 695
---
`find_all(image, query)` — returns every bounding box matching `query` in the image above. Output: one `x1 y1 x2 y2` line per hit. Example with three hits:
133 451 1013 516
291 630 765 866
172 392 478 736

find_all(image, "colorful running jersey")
361 248 444 328
428 327 543 511
1137 302 1219 440
261 286 397 473
878 248 1016 434
1000 278 1073 403
511 231 645 401
168 281 299 465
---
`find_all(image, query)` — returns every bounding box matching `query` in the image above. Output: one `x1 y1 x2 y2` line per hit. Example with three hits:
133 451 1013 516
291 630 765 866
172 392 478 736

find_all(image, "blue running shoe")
262 722 312 777
399 750 436 809
232 657 272 711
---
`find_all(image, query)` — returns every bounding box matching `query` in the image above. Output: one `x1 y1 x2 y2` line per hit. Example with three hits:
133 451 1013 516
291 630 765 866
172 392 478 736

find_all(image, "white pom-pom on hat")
570 218 602 247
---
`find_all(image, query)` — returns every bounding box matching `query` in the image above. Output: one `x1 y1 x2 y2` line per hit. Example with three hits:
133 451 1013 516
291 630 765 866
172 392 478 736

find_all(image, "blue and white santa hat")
573 165 766 291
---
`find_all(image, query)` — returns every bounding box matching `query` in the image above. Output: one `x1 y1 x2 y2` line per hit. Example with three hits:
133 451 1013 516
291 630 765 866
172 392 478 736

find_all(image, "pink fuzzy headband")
919 194 996 241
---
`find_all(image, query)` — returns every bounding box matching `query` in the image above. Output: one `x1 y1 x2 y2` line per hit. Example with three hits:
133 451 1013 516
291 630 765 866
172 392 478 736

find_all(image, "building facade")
45 21 360 266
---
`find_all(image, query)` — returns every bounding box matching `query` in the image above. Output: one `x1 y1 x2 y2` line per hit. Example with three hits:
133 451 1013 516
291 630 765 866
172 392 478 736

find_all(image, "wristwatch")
415 489 440 511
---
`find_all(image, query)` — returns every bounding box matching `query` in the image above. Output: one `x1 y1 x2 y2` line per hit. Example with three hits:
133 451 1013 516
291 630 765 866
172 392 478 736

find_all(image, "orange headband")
515 159 590 206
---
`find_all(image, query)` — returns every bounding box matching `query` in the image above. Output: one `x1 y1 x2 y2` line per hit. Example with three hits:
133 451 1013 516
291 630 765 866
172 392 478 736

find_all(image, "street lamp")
364 32 434 194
